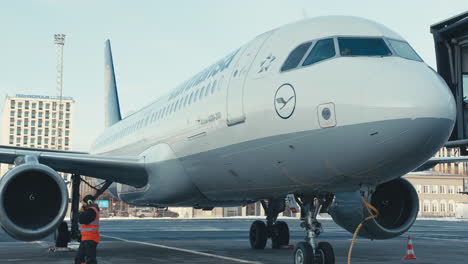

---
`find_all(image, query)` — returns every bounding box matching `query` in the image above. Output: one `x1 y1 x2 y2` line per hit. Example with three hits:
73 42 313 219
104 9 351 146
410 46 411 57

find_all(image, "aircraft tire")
271 221 289 249
249 220 268 249
294 242 313 264
316 242 335 264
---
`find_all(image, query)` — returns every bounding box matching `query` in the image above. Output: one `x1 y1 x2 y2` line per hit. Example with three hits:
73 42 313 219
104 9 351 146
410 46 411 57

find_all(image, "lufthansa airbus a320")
0 16 462 264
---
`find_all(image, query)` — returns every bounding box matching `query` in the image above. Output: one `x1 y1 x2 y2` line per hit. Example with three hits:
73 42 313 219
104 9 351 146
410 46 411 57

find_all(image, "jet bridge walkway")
431 11 468 154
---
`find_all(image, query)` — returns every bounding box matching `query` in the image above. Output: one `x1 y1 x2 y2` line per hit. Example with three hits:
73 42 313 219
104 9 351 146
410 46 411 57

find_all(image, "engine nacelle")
328 178 419 239
0 163 68 241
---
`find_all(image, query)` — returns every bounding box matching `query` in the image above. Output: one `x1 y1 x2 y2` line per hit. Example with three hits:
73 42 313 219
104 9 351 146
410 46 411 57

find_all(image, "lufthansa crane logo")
274 83 296 119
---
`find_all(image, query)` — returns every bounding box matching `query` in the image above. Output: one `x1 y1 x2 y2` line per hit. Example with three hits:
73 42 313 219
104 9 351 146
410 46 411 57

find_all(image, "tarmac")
1 218 467 264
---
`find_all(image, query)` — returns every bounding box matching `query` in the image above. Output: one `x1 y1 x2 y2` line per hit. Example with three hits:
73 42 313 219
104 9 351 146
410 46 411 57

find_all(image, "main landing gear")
294 195 335 264
249 199 290 249
54 175 113 248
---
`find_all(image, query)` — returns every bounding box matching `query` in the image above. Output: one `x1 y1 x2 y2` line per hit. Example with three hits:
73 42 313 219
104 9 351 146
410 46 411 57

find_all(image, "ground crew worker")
75 194 100 264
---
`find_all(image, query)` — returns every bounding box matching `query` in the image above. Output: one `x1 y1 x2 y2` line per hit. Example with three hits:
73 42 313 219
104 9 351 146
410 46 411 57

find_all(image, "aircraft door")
226 32 274 126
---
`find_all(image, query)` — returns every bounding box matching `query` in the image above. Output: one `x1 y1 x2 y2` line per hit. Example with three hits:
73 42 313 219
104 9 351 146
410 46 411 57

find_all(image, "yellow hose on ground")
347 195 380 264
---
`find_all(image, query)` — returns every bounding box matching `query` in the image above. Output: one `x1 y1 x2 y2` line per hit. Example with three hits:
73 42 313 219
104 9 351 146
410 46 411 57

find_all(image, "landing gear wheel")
294 242 313 264
315 242 335 264
249 220 268 249
271 221 290 249
54 221 71 248
293 195 335 264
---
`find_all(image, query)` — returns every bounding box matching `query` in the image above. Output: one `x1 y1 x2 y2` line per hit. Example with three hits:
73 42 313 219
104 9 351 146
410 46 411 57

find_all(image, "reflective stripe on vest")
80 206 100 243
81 227 99 231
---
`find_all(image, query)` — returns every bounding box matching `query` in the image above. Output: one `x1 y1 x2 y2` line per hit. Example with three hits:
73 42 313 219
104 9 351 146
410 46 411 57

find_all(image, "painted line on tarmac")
416 236 468 243
102 235 264 264
31 241 49 248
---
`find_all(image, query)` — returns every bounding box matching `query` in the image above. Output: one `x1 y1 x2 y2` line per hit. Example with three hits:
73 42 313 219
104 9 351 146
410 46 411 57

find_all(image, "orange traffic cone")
403 234 417 260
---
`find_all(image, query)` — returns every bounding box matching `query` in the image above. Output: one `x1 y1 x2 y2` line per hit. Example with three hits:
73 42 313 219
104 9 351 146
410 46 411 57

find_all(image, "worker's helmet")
83 195 95 205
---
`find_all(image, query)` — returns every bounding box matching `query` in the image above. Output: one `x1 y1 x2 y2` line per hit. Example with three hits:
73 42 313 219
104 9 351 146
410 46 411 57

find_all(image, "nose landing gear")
249 198 290 249
294 195 335 264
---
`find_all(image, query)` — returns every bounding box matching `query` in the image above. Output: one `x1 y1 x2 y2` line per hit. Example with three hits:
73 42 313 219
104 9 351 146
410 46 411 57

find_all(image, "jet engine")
328 178 419 239
0 162 68 241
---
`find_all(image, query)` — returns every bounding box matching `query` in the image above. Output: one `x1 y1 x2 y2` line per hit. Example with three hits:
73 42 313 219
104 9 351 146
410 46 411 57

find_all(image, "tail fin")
104 40 122 127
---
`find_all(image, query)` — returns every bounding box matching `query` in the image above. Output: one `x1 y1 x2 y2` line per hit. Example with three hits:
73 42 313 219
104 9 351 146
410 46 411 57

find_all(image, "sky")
0 0 467 151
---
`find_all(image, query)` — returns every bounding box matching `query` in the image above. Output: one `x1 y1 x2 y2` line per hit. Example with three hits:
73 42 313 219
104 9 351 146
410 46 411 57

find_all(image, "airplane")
0 15 465 264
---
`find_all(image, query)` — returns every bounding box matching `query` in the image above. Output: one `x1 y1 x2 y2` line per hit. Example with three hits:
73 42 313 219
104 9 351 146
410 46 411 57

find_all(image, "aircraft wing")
413 156 468 172
0 145 148 187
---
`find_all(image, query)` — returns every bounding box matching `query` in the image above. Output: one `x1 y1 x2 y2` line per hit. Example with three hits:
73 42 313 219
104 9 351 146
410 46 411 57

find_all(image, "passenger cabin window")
188 92 194 105
167 105 172 115
178 99 183 110
387 39 422 62
211 80 217 94
194 90 200 103
200 86 206 100
168 104 173 115
338 38 391 57
302 38 335 66
205 83 211 97
281 42 312 72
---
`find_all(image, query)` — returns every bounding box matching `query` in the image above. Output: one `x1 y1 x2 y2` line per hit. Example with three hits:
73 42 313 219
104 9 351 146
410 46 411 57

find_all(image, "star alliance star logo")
274 84 296 119
258 54 276 73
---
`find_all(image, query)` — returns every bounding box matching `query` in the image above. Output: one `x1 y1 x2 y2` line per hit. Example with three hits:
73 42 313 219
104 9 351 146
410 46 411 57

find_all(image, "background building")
405 172 468 217
433 147 468 175
0 94 75 177
169 201 299 219
403 146 468 218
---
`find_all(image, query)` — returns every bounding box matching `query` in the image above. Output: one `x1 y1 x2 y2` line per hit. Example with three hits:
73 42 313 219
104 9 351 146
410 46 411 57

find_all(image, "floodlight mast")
54 34 65 105
54 34 65 149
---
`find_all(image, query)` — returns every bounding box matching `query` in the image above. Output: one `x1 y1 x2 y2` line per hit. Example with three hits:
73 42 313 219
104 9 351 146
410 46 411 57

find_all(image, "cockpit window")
302 38 335 66
387 39 423 62
338 38 392 57
281 42 312 72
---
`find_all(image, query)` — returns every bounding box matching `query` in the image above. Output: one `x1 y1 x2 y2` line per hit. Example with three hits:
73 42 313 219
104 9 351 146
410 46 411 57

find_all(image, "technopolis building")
0 94 74 176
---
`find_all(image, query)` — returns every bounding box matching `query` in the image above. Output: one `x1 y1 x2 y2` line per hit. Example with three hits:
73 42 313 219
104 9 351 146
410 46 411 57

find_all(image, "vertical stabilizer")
104 40 122 127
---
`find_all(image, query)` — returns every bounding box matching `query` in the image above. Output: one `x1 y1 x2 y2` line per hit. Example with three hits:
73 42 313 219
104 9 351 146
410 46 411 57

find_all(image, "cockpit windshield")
338 37 392 57
280 36 423 73
281 42 312 72
387 39 423 62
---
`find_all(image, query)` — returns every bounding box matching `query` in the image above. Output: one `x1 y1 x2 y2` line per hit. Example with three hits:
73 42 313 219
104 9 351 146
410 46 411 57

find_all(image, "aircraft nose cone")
359 60 456 176
411 67 456 123
363 60 455 129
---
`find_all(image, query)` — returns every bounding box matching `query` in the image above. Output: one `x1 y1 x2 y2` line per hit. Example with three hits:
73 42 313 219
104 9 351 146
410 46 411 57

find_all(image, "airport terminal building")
405 171 468 218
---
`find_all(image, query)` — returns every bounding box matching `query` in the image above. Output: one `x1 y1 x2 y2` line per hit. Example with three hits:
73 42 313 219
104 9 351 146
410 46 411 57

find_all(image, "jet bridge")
431 11 468 154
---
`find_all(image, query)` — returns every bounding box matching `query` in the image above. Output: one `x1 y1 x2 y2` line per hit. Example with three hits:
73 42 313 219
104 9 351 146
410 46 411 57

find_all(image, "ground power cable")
347 195 379 264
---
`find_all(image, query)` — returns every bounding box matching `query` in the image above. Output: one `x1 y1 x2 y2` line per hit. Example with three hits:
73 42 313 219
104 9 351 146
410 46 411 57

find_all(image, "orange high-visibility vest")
80 206 100 243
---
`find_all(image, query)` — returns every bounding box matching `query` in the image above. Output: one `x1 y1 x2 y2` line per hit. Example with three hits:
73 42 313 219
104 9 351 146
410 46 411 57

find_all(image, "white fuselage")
89 16 456 207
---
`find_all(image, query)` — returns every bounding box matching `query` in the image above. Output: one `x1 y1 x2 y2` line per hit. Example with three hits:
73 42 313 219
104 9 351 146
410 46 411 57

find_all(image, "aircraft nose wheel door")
226 32 274 126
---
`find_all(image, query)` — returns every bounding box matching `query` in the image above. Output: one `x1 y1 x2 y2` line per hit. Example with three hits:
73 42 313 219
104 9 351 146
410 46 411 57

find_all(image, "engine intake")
0 162 68 241
328 178 419 239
